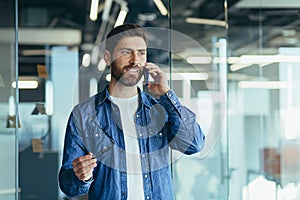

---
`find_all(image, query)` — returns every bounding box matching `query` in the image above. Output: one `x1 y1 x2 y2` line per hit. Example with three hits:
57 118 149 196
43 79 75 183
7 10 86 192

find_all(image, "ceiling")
1 0 300 92
0 0 299 63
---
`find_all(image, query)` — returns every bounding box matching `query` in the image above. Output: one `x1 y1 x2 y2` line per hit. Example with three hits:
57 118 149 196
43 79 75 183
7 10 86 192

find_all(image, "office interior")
0 0 300 199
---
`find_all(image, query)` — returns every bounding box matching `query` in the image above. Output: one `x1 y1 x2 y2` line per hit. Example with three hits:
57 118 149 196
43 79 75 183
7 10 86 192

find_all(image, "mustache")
109 61 144 72
123 63 142 70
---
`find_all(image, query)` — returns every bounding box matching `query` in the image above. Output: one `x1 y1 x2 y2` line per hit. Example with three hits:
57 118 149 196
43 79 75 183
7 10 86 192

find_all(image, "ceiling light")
45 80 53 115
97 58 107 71
137 13 157 21
240 55 275 64
238 81 288 89
186 56 212 64
106 74 111 82
153 0 168 16
8 95 15 116
224 0 228 9
185 17 227 27
114 5 128 27
12 80 39 89
229 55 300 71
102 0 113 21
89 78 98 97
227 57 240 64
230 63 252 71
165 73 209 81
82 54 91 67
243 55 300 63
90 0 100 21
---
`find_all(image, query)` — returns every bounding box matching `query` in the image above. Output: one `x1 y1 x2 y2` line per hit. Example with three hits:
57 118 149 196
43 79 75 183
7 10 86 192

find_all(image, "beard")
110 61 144 87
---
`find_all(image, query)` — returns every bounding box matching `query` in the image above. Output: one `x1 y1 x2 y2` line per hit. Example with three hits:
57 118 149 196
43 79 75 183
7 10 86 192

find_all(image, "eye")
138 51 146 56
120 50 131 56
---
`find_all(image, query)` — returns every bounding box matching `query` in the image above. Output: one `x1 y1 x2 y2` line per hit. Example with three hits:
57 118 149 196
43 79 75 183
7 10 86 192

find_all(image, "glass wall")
0 0 17 199
170 1 229 199
2 0 300 200
227 1 300 199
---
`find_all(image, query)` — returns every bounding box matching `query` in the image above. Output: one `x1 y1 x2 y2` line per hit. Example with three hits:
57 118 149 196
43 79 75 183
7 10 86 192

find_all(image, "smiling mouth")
125 67 139 73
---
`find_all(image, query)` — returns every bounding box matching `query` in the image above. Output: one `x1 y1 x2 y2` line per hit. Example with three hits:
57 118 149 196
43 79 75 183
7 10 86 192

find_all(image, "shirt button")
168 93 172 97
144 174 148 178
139 133 143 137
146 196 150 199
136 114 139 117
141 154 146 158
158 132 163 136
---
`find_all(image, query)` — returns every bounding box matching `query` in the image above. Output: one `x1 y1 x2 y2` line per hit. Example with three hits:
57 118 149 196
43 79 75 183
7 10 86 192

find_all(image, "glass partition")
0 0 18 199
16 0 170 200
170 0 229 199
17 0 81 198
227 1 300 199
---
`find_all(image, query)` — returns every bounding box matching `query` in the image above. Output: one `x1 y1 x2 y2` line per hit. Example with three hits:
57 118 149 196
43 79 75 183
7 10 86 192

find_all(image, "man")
59 24 205 200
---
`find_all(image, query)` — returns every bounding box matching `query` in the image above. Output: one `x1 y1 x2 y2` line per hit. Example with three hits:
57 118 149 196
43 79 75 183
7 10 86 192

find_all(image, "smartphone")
144 69 149 87
143 68 149 92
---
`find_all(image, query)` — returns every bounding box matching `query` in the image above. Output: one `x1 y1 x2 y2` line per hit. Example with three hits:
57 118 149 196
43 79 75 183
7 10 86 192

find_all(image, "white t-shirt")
110 95 144 200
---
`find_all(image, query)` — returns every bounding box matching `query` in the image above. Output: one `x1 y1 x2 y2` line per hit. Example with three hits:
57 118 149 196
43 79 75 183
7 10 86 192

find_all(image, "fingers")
144 63 170 96
72 153 97 181
144 63 163 78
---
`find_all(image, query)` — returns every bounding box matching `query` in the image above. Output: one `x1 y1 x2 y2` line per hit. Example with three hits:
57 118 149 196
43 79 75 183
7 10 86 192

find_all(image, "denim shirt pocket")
81 118 114 157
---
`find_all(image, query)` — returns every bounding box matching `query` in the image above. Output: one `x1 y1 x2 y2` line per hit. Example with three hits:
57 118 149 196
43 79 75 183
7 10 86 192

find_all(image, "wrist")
158 88 170 97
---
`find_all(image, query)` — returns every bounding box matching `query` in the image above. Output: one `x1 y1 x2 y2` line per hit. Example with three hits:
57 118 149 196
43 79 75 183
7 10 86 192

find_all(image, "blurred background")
1 0 300 199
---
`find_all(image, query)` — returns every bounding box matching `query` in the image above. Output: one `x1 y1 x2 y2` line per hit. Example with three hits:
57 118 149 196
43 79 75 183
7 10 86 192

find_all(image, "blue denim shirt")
59 87 205 200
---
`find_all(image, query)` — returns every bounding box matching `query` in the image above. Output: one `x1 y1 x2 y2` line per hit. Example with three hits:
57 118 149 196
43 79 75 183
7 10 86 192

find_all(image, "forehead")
114 36 147 51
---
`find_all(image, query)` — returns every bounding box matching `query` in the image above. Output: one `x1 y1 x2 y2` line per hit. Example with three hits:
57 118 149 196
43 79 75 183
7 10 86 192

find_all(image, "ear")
104 50 111 66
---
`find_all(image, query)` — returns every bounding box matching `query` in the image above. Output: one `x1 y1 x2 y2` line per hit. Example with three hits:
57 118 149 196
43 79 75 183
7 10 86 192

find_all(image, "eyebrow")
120 48 146 52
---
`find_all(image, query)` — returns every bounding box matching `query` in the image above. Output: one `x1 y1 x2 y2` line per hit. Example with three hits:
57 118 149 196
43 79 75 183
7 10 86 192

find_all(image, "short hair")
105 23 148 53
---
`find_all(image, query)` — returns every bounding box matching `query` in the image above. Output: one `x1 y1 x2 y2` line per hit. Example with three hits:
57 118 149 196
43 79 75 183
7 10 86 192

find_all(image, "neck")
108 82 138 98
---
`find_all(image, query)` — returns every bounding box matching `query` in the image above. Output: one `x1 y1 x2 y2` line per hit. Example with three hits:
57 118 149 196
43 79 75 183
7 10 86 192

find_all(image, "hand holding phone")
144 62 170 96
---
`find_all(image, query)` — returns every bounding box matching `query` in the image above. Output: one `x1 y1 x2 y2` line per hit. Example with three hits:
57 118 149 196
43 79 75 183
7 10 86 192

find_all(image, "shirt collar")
96 85 152 109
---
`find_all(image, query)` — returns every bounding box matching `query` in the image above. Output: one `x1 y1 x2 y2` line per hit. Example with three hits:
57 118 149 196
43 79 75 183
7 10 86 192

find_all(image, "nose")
129 52 138 65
